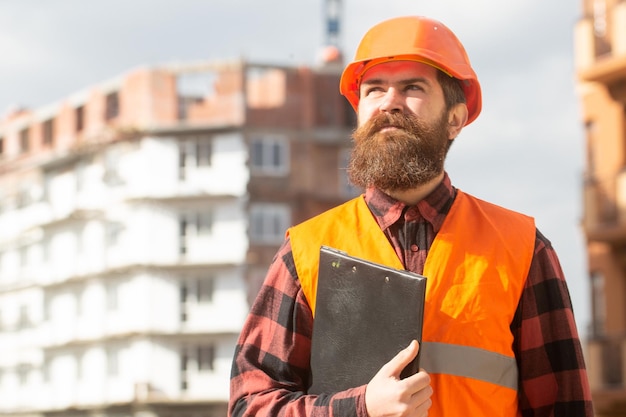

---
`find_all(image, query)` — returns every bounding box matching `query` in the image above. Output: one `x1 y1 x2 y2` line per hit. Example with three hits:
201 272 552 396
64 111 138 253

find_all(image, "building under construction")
575 0 626 415
0 57 356 417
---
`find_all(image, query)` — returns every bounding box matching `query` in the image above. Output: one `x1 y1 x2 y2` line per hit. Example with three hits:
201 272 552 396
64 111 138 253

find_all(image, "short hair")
437 70 466 111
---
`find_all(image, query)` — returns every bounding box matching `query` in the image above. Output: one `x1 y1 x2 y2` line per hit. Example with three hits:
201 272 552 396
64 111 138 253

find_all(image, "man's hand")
365 340 432 417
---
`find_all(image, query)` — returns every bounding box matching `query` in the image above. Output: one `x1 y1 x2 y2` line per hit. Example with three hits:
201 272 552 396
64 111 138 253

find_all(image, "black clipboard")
308 245 427 394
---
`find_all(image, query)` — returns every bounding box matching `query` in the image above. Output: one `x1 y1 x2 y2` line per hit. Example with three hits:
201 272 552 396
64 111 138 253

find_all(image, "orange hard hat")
340 16 482 126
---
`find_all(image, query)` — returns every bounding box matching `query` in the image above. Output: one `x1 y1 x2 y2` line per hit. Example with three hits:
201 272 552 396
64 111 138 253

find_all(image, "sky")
0 1 590 335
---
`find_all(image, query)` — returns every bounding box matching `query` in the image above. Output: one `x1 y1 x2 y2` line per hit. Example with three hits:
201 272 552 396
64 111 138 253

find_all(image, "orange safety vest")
288 190 535 417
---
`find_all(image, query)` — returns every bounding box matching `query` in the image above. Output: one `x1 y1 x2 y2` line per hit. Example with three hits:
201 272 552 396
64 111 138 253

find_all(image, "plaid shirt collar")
364 172 456 234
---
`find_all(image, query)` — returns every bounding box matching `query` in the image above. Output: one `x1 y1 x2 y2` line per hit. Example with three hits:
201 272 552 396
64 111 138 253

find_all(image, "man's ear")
447 103 469 139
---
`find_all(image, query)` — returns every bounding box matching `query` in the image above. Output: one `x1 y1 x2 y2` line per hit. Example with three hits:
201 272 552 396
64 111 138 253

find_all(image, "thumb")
379 340 420 379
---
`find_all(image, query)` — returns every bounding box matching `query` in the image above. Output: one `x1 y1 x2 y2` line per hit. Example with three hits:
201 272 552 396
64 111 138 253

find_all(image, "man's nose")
378 88 403 113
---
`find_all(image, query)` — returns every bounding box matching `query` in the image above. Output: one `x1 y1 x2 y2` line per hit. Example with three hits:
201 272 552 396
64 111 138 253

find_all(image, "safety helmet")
340 16 482 126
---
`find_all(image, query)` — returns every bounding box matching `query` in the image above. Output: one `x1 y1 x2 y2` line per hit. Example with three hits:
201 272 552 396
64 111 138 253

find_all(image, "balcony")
583 171 626 243
588 334 626 414
576 1 626 84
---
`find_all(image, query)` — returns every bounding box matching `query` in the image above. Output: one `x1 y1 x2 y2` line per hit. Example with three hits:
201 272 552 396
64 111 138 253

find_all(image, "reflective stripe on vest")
421 341 518 390
288 191 535 416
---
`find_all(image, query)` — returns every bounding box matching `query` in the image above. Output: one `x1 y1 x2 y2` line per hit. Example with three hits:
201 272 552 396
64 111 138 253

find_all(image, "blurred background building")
0 56 356 416
576 0 626 415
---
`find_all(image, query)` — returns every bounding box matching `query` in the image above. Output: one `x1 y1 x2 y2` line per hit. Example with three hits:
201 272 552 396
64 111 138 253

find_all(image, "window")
42 362 50 383
591 271 606 337
42 118 54 146
75 160 86 192
179 210 213 255
106 222 123 247
76 352 83 381
180 344 216 385
42 239 50 267
180 282 188 303
16 184 39 208
181 277 214 304
18 305 31 329
180 282 188 321
196 277 214 303
195 140 212 167
197 345 215 371
249 204 290 244
75 105 84 132
195 211 213 234
180 276 215 322
178 216 188 255
178 137 212 180
17 364 30 386
180 349 188 390
103 145 124 185
19 245 28 268
179 217 188 255
176 71 217 120
250 135 289 175
19 128 29 153
75 288 83 317
107 347 119 376
105 92 120 121
107 282 119 311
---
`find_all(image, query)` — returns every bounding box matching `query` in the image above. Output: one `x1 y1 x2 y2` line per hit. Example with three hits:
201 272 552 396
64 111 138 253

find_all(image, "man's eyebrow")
360 76 431 87
401 77 431 86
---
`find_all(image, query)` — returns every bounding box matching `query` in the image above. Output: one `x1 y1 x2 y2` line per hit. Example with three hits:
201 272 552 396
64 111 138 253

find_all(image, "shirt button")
410 244 419 252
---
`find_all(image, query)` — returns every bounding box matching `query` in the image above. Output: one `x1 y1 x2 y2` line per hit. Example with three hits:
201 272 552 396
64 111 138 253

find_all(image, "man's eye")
406 85 424 92
364 87 384 96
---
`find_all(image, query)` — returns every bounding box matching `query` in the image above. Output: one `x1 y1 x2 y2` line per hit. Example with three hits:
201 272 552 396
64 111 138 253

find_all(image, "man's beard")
347 111 451 192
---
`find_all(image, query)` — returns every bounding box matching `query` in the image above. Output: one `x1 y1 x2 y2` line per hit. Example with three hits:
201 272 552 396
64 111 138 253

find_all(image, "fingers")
365 341 431 417
410 373 433 400
412 378 433 416
366 366 433 417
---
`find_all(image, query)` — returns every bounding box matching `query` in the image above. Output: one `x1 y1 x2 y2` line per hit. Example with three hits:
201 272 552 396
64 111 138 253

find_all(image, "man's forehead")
360 60 438 83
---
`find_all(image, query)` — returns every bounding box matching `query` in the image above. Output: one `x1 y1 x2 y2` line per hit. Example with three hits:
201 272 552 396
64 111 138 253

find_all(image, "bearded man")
229 16 593 417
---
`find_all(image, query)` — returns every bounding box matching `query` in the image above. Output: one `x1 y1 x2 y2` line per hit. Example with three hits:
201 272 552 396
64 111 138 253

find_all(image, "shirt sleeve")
511 229 594 416
228 239 369 417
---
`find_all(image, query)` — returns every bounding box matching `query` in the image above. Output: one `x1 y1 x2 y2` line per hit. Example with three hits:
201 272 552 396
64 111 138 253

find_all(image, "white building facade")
0 60 354 417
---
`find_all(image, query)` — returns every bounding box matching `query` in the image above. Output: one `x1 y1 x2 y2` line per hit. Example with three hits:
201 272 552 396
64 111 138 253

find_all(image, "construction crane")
319 0 343 64
325 0 342 49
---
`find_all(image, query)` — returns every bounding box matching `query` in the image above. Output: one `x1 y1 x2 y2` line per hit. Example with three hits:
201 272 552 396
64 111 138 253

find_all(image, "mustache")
358 112 426 138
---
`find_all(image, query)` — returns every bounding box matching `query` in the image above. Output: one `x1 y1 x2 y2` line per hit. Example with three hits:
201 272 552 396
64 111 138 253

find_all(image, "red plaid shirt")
229 173 594 417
